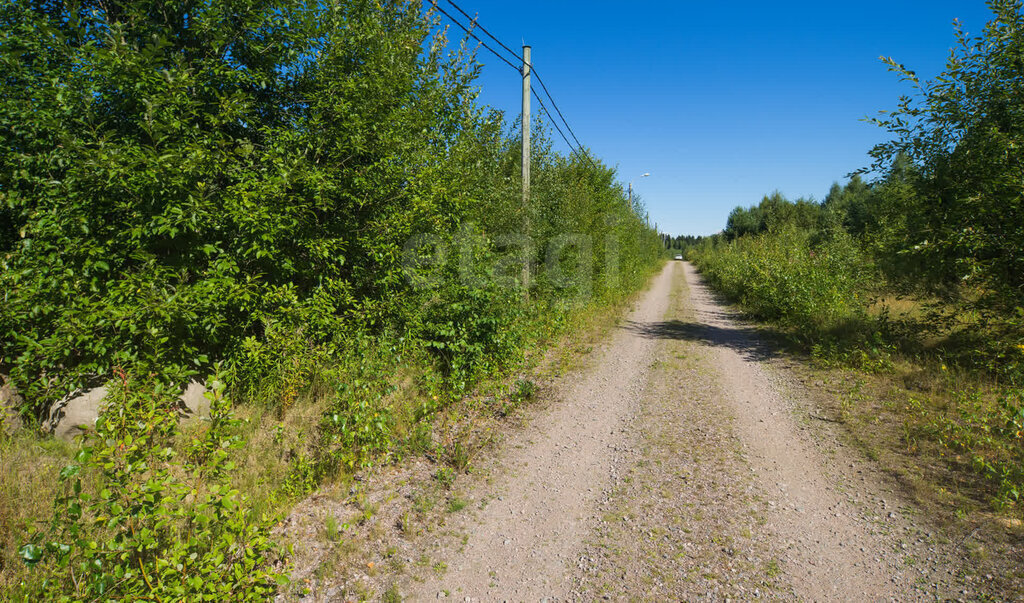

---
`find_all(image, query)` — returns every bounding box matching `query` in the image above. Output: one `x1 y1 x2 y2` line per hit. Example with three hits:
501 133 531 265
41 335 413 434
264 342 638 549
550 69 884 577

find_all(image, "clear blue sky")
436 0 998 236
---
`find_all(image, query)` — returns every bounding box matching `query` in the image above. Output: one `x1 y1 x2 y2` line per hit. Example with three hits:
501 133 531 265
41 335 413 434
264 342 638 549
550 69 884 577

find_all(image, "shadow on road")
620 319 779 363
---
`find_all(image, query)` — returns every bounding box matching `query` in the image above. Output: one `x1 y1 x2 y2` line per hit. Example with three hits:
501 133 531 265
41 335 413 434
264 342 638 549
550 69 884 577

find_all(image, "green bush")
16 371 286 600
0 0 662 421
692 228 871 330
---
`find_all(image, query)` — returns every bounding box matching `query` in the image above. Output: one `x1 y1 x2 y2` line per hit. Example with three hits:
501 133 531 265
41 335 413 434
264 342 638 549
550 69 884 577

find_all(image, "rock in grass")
47 386 109 441
178 380 211 422
43 379 211 440
0 374 23 435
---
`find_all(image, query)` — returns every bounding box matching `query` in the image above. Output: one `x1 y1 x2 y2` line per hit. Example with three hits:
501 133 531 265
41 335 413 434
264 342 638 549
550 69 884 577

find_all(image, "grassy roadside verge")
265 261 671 600
778 359 1024 593
688 238 1024 516
684 248 1024 590
0 262 668 600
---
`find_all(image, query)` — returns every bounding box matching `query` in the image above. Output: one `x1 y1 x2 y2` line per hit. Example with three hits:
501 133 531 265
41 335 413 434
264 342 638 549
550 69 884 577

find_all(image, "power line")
428 1 522 73
443 0 521 64
446 0 593 163
532 88 596 168
430 0 598 169
531 69 587 158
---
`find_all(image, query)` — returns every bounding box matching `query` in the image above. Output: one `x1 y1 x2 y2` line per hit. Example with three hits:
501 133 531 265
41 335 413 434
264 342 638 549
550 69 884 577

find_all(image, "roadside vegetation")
688 1 1024 521
0 0 663 598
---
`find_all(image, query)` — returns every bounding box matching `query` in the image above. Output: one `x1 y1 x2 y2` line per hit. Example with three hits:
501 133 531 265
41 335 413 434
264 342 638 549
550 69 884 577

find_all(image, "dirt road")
327 261 980 600
405 257 676 599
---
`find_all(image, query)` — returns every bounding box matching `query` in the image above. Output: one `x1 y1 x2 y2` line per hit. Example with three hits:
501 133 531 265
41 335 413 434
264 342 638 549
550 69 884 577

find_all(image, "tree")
0 0 483 409
724 205 764 239
869 0 1024 316
724 191 823 240
822 174 873 236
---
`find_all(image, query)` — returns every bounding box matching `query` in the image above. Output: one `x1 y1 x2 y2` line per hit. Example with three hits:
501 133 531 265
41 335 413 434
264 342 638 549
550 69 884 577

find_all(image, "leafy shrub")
16 370 286 600
0 0 489 415
915 386 1024 510
411 230 529 389
0 0 663 423
230 322 335 416
692 228 871 332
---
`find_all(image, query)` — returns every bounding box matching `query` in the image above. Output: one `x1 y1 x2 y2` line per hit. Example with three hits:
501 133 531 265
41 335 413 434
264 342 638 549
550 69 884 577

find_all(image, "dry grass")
867 294 930 321
789 360 1024 591
0 432 80 592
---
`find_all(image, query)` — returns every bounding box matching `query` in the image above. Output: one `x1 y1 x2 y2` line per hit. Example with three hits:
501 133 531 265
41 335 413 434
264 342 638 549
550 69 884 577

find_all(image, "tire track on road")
407 262 676 600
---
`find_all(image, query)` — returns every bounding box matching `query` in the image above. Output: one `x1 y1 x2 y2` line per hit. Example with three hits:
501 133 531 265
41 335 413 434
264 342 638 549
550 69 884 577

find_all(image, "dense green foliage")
17 371 284 601
868 0 1024 319
0 0 660 415
724 191 823 240
689 0 1024 512
0 0 662 596
694 228 871 334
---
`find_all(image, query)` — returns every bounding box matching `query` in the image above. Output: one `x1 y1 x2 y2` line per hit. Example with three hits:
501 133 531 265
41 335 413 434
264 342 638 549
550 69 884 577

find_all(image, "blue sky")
435 0 998 236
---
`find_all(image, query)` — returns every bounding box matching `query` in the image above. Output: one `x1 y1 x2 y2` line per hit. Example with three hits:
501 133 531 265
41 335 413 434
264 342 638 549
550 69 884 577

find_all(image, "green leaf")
19 543 43 564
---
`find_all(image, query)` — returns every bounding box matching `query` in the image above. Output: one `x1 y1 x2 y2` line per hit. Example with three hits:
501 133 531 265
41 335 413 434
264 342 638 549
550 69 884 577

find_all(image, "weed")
434 467 457 489
447 496 468 513
503 378 537 416
355 491 378 523
407 421 433 454
388 556 405 573
325 514 343 542
413 491 436 515
447 441 471 473
382 584 402 602
399 510 415 535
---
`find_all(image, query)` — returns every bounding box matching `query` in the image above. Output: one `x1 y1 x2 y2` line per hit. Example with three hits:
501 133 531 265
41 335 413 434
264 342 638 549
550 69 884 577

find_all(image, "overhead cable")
431 0 598 168
531 70 588 159
532 88 596 168
443 0 521 63
429 1 522 73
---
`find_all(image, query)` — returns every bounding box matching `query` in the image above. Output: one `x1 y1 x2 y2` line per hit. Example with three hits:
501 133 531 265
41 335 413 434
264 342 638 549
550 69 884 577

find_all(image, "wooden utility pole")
521 45 531 299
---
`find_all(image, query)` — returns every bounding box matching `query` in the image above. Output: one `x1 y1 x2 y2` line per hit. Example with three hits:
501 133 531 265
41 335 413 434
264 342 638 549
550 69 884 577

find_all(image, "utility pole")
521 45 531 299
628 172 649 210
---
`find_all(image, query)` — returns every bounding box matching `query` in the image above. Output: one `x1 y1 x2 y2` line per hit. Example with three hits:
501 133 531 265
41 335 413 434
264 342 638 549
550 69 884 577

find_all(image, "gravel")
280 261 997 601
